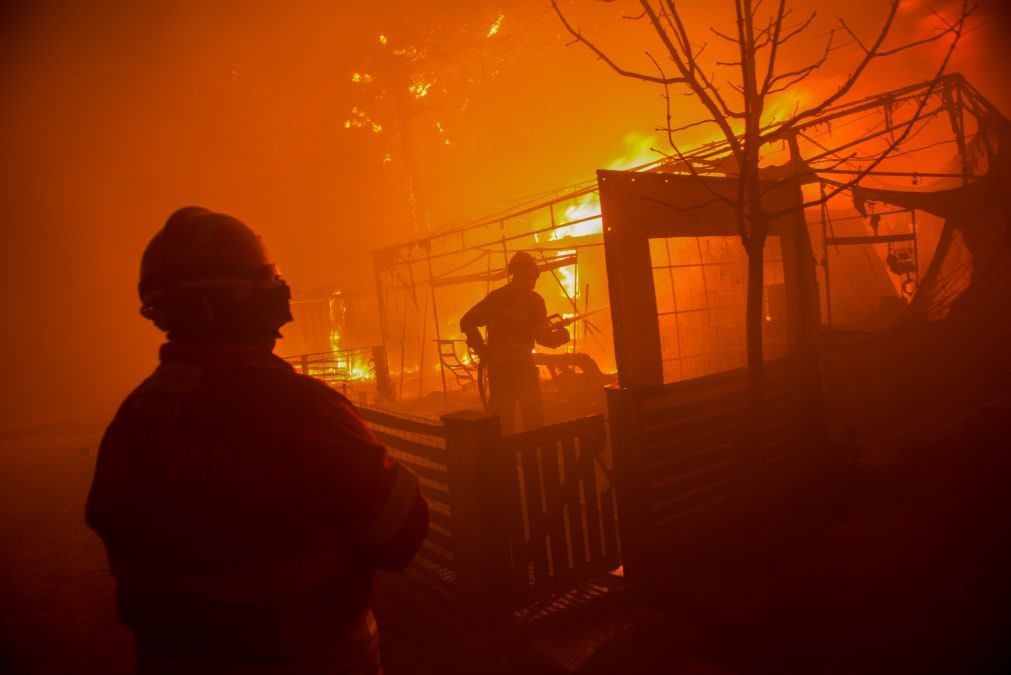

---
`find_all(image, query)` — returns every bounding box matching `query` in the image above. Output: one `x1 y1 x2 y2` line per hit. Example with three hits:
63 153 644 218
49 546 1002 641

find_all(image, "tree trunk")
745 237 765 440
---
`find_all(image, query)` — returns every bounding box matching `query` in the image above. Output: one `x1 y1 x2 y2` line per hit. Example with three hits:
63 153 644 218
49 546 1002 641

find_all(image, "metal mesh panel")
649 235 788 383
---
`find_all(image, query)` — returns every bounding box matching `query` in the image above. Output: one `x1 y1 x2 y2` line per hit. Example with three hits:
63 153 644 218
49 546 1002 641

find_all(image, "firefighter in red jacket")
86 207 427 674
461 251 570 434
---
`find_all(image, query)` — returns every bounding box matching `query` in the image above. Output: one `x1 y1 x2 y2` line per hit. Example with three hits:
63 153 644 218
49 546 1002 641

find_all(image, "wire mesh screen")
649 235 789 383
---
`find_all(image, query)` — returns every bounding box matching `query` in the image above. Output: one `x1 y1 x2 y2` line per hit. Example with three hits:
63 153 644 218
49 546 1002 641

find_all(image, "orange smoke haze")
1 0 1009 431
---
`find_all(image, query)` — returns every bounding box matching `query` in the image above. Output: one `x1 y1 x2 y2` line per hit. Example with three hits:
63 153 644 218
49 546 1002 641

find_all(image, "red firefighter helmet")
139 207 282 310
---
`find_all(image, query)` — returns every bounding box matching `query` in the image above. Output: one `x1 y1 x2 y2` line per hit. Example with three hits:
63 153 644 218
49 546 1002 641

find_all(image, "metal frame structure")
371 73 1000 401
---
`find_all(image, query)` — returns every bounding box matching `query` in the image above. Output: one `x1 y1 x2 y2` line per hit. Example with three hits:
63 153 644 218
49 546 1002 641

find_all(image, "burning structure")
302 73 1007 426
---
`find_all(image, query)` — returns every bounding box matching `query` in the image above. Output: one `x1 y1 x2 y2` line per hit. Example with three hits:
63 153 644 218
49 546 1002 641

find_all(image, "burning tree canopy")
344 10 521 234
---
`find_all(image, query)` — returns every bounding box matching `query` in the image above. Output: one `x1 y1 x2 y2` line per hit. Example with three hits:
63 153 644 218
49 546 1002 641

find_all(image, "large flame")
533 133 660 306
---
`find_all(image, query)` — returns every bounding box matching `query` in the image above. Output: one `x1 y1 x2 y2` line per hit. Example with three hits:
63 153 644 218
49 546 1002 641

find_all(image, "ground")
2 399 1010 674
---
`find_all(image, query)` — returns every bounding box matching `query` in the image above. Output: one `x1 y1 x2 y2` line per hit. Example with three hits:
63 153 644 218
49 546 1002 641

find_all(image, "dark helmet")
507 251 540 281
139 207 291 337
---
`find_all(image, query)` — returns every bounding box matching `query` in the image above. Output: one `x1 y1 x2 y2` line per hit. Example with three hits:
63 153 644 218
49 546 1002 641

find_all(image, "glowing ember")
487 13 505 38
435 120 451 146
344 106 383 134
408 80 433 99
378 34 388 46
351 72 374 83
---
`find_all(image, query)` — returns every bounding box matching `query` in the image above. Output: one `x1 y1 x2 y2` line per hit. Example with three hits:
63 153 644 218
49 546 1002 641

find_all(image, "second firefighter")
460 251 570 434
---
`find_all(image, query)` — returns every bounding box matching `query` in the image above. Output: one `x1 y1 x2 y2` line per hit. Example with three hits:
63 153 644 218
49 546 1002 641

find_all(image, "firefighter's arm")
297 389 428 571
460 298 489 357
532 296 570 349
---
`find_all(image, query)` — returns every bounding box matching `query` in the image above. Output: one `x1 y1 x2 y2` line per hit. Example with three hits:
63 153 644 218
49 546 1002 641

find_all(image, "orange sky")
1 0 1008 431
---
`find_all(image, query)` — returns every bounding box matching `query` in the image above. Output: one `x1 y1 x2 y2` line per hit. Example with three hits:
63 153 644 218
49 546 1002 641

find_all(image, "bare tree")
552 0 974 427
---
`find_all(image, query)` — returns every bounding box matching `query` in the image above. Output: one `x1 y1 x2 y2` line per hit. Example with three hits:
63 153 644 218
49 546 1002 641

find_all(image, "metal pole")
820 182 832 328
499 221 509 278
912 209 920 290
426 251 449 407
371 250 396 400
417 292 428 399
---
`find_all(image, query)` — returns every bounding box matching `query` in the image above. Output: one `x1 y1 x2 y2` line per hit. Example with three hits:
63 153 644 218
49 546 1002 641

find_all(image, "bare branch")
660 2 747 120
656 118 723 134
775 11 815 46
759 0 788 97
710 26 739 43
550 0 686 85
767 0 976 142
640 1 745 153
876 24 963 57
764 28 835 96
646 50 739 210
752 15 778 50
834 12 867 53
766 4 971 216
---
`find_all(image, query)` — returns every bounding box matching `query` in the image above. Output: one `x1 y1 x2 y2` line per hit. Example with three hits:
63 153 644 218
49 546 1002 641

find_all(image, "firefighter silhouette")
461 251 570 434
86 207 427 673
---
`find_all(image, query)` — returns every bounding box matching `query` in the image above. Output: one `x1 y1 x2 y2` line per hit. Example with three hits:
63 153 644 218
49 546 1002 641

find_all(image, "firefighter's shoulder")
267 365 382 444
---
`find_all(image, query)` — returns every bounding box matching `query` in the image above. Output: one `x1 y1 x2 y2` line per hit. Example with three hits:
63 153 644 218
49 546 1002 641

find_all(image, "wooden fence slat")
647 474 737 526
506 451 530 590
539 440 570 581
388 457 448 483
520 445 550 585
379 573 456 622
416 545 456 574
647 459 736 501
644 444 734 481
370 429 447 464
650 493 734 533
359 406 447 437
639 396 742 431
600 487 620 566
427 508 454 533
640 424 735 461
401 565 457 604
423 527 455 555
501 415 604 451
561 436 587 574
580 435 605 564
417 483 452 506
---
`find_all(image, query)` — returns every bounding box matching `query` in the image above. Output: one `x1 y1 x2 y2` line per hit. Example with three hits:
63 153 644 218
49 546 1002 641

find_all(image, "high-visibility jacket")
85 342 428 671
